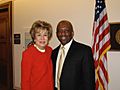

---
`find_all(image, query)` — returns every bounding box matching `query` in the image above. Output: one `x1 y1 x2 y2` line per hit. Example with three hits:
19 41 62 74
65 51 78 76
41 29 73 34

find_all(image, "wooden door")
0 1 13 90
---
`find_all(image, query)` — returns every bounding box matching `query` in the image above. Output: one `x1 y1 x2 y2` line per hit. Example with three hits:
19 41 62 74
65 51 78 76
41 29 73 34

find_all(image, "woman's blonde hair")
28 20 52 46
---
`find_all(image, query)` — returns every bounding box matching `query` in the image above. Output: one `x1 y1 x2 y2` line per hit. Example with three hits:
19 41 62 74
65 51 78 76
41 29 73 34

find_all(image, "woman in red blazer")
21 20 53 90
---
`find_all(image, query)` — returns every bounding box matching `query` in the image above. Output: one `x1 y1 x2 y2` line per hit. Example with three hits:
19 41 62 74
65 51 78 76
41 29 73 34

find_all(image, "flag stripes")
92 0 111 90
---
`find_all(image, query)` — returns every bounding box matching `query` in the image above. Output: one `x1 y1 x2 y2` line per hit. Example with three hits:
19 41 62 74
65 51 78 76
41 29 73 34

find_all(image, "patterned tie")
57 46 65 90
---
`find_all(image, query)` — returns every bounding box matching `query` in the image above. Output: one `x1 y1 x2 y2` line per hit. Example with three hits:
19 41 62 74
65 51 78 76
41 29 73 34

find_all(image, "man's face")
56 21 74 45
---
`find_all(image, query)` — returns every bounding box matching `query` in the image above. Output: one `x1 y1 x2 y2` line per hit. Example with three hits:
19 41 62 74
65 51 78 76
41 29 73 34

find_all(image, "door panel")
0 1 13 90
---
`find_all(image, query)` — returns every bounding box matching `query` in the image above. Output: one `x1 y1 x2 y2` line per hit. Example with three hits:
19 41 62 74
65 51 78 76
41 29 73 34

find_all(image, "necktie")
57 46 65 90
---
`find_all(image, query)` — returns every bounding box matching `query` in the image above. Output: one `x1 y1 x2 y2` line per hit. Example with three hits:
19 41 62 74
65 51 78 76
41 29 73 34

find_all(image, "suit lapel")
60 40 76 77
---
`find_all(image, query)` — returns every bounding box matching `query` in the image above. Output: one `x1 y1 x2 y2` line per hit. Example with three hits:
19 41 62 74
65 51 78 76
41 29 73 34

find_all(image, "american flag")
92 0 111 90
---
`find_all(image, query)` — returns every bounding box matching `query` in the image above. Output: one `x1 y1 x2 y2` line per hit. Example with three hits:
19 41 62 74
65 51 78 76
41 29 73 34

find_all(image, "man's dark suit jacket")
51 40 95 90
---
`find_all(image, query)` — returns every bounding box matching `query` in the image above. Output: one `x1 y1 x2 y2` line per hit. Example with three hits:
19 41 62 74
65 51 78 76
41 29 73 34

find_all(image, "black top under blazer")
51 40 95 90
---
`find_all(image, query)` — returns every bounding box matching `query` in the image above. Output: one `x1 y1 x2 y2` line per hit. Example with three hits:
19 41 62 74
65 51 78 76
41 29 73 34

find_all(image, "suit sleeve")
21 51 32 90
82 46 95 90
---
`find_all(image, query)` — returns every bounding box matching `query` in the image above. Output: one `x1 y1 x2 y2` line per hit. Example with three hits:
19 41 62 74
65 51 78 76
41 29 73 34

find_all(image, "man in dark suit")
51 20 95 90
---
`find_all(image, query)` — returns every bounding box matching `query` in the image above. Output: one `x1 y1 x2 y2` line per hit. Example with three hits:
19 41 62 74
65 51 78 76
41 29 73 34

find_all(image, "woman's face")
34 29 49 49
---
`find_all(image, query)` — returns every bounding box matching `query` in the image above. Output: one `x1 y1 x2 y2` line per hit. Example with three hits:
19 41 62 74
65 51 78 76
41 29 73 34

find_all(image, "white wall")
0 0 120 89
104 0 120 90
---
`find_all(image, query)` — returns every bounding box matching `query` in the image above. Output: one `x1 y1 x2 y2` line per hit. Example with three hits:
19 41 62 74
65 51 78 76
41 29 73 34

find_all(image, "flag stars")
96 11 99 14
97 6 100 8
97 0 103 3
97 5 102 9
100 1 103 3
95 0 105 16
96 5 100 14
97 0 100 3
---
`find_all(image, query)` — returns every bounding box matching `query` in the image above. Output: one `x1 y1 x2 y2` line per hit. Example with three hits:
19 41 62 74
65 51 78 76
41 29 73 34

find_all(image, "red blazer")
21 45 53 90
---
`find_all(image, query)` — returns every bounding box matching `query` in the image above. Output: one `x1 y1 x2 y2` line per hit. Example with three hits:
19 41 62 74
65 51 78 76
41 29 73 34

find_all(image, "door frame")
0 1 13 89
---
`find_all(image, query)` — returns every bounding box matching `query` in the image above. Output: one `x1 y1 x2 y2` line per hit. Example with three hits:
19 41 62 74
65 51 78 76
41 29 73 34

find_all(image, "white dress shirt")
55 39 73 88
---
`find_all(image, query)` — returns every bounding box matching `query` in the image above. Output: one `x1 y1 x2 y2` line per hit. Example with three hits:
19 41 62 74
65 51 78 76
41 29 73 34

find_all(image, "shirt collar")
34 44 45 52
60 39 73 50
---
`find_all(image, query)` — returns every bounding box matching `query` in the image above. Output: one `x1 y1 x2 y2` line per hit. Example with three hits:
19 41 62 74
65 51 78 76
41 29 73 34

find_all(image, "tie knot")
60 46 65 56
61 46 65 50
